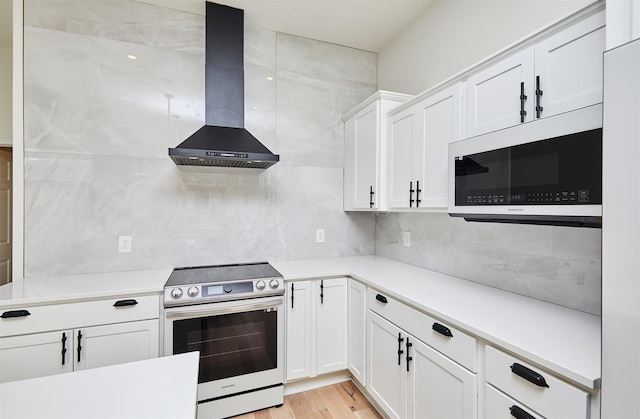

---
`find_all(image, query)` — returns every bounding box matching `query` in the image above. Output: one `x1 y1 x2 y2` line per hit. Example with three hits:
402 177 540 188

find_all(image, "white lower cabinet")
0 296 160 383
485 383 543 419
347 278 366 386
285 278 348 381
367 310 476 419
485 345 590 419
0 329 74 382
75 320 159 371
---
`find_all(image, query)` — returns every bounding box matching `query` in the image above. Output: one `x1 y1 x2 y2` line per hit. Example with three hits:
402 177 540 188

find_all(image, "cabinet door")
347 278 366 386
351 103 381 210
387 106 418 209
416 84 461 209
367 311 406 419
286 280 315 381
316 278 348 375
466 49 534 138
534 11 605 120
74 320 159 371
0 330 74 382
406 336 477 419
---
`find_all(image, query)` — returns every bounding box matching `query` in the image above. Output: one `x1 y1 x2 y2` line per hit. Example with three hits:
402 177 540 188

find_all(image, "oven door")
163 296 284 402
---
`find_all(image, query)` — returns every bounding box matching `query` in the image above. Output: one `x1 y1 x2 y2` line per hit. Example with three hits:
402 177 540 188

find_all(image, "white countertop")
0 257 600 390
271 256 601 390
0 352 199 419
0 269 171 309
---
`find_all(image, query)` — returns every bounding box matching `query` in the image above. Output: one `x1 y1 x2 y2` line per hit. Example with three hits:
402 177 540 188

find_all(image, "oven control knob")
187 287 199 297
170 288 183 299
269 279 280 289
256 280 266 290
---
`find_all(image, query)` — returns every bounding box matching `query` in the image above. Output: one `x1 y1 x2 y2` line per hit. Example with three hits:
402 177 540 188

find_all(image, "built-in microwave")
448 104 602 227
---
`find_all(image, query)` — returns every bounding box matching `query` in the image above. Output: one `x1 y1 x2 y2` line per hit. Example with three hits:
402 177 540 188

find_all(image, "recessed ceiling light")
252 107 259 111
266 76 274 81
127 54 137 60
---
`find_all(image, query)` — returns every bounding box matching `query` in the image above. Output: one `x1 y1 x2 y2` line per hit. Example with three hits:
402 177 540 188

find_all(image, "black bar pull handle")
77 330 83 363
397 333 404 366
406 337 413 372
535 75 544 119
409 181 415 207
415 180 422 207
519 81 528 123
375 293 388 304
1 309 31 319
320 280 324 305
61 332 67 366
510 405 536 419
290 283 294 309
511 363 549 388
113 299 138 307
432 322 453 337
369 186 375 208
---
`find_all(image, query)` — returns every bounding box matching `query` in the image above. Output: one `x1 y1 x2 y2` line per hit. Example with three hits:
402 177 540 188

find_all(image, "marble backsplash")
23 0 377 276
376 212 602 314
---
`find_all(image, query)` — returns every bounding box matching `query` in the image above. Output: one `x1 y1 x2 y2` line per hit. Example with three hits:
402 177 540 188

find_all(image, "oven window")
173 309 278 383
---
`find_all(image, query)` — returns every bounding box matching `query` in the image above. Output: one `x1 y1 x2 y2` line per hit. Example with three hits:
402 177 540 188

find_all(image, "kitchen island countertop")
0 351 199 419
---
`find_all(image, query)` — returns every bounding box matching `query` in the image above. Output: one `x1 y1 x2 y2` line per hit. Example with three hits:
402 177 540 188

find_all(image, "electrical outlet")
316 229 325 243
118 236 132 253
402 231 411 247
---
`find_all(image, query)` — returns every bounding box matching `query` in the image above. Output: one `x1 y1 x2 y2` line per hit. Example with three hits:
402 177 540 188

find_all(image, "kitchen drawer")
367 288 477 372
0 295 160 337
485 383 543 419
485 345 589 418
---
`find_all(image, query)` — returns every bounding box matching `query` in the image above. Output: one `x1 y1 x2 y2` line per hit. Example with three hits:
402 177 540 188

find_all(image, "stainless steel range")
163 262 284 418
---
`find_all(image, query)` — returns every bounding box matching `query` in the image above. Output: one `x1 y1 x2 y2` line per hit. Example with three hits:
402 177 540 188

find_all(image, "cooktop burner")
163 262 284 307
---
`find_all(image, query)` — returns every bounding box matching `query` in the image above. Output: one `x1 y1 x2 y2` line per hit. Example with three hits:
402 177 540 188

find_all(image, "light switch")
402 231 410 247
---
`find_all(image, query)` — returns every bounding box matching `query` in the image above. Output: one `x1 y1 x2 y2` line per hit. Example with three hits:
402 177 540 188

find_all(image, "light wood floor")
232 381 382 419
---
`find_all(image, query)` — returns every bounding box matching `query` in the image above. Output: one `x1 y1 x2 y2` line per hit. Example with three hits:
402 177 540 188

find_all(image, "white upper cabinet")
466 49 535 138
387 84 461 211
416 84 461 209
534 11 605 119
343 91 411 211
465 9 605 139
387 105 418 209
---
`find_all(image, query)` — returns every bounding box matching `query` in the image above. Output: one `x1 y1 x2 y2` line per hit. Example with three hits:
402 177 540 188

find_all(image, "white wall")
378 0 595 94
22 0 377 276
0 46 11 145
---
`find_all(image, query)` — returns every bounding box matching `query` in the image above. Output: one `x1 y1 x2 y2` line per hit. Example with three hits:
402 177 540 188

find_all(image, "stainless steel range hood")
169 2 279 169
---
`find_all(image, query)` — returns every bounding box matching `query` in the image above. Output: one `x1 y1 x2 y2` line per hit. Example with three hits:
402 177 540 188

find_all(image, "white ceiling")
139 0 436 52
0 0 435 52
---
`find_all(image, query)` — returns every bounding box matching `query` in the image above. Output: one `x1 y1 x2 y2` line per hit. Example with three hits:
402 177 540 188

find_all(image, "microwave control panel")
465 190 590 205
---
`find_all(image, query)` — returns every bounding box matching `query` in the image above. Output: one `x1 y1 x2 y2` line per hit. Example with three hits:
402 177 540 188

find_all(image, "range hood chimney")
169 2 279 169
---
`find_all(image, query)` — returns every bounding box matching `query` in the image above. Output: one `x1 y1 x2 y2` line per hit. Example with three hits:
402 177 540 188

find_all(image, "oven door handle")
165 299 283 319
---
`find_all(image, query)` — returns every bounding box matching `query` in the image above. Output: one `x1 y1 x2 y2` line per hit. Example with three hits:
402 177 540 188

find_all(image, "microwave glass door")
454 128 602 206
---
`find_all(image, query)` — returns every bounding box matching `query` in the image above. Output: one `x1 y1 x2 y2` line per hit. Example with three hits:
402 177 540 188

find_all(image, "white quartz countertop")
0 352 199 419
0 257 600 390
270 256 601 390
0 269 172 309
